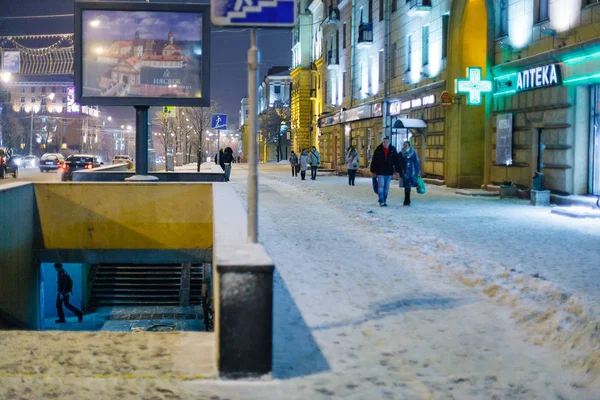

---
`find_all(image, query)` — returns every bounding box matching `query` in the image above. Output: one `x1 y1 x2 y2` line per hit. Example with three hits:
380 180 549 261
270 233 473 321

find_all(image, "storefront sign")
494 63 562 97
389 94 437 115
343 104 371 122
441 91 452 109
456 67 493 106
496 114 513 166
372 103 382 117
319 112 340 127
517 64 561 91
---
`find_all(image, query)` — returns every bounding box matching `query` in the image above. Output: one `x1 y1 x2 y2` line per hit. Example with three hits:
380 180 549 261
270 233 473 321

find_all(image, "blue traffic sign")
211 114 228 130
211 0 296 28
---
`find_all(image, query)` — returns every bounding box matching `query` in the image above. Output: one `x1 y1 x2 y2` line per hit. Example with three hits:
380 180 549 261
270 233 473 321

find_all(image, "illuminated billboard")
74 2 210 107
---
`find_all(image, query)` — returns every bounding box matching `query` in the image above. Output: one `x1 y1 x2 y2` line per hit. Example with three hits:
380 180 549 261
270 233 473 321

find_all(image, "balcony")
326 6 340 24
357 23 373 48
327 49 340 70
408 0 432 16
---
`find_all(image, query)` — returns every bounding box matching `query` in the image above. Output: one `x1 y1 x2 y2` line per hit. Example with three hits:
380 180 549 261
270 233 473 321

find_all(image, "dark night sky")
0 0 291 125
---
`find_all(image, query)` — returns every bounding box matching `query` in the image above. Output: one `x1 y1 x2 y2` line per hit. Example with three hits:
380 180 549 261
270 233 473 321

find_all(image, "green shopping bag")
416 177 426 194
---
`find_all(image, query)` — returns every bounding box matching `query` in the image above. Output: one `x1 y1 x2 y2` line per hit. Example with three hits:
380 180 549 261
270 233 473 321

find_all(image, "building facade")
3 76 119 159
309 0 600 195
258 67 292 162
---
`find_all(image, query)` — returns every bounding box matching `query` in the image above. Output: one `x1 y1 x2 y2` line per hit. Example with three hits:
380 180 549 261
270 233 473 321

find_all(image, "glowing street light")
1 72 11 83
48 93 55 101
108 116 112 121
89 19 101 27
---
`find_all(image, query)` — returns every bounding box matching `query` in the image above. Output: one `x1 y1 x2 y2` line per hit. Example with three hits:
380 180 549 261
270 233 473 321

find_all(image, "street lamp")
1 72 11 83
108 116 112 121
48 92 55 101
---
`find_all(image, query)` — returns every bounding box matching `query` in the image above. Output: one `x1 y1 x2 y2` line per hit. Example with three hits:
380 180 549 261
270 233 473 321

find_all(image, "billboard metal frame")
74 1 211 107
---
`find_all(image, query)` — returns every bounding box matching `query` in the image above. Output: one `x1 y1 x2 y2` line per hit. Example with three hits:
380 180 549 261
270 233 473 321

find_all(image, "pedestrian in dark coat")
289 151 299 177
369 136 399 207
398 140 421 206
218 149 225 171
222 147 234 182
54 263 83 323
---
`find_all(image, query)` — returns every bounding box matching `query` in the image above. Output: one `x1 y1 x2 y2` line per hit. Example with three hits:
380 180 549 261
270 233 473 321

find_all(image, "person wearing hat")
54 263 83 323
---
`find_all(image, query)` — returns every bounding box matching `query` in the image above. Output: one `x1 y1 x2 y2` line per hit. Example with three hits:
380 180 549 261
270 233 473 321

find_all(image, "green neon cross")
456 67 493 106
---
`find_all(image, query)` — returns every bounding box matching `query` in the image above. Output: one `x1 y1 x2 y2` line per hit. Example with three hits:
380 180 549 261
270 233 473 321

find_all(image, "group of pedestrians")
289 146 321 180
288 137 420 207
371 137 421 207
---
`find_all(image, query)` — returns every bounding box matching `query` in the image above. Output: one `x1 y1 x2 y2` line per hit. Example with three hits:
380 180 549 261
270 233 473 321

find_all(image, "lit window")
406 35 412 72
534 0 549 23
422 25 429 66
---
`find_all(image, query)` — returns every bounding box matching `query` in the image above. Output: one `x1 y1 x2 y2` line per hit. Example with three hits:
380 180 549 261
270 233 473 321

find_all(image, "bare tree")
153 111 174 167
182 101 218 170
259 104 290 162
0 109 25 152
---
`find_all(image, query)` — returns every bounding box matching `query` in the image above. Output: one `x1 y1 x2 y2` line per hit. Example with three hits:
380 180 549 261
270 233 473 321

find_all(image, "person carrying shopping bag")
398 140 421 206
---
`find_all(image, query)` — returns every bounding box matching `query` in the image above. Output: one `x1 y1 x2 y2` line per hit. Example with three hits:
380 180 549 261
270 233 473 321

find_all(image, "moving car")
0 148 18 179
61 154 103 181
10 155 24 168
39 153 65 173
112 154 133 169
22 155 39 168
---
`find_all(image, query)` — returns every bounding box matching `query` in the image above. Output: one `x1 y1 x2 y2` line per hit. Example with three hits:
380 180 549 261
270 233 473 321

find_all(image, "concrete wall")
0 183 40 329
34 183 213 250
212 184 274 377
73 171 225 182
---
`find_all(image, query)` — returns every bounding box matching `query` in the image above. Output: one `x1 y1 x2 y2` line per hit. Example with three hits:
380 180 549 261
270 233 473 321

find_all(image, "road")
0 166 62 185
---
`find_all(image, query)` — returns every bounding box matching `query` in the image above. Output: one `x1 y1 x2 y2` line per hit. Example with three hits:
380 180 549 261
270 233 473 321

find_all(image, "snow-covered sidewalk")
203 162 599 398
2 163 599 399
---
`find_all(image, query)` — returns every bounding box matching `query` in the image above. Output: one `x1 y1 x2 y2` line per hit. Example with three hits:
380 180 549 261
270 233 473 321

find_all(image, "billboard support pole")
248 28 259 243
126 106 158 181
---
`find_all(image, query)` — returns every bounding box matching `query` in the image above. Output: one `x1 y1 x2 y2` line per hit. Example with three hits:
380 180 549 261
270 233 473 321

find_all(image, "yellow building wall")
34 183 213 249
291 67 313 153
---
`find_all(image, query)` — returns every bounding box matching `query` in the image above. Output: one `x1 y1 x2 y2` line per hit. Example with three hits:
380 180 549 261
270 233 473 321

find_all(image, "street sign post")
211 114 227 165
211 114 228 130
211 0 296 244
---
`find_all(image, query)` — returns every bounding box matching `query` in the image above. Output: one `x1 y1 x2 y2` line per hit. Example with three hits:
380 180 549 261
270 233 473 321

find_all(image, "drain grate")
106 313 200 321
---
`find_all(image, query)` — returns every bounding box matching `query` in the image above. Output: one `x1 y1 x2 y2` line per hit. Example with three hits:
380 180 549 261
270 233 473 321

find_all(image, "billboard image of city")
81 9 204 101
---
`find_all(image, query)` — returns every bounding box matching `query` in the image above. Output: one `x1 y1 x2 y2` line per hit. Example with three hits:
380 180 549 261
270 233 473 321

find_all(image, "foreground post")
126 106 157 181
247 29 259 243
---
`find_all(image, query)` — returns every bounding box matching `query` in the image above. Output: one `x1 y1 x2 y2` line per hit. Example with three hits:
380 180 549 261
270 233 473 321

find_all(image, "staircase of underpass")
89 264 205 307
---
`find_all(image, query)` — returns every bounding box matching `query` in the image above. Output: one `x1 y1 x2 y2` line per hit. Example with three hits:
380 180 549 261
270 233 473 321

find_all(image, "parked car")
39 153 65 173
22 155 39 168
0 148 18 179
61 154 103 181
112 154 133 169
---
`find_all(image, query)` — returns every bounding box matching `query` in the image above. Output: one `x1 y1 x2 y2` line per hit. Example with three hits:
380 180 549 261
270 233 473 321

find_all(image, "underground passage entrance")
40 262 213 332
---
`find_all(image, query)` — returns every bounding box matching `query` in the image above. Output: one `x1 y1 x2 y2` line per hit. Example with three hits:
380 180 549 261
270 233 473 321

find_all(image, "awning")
393 118 427 129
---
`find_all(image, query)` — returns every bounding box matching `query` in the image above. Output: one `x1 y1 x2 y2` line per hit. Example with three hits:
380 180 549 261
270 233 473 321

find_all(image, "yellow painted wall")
34 183 213 250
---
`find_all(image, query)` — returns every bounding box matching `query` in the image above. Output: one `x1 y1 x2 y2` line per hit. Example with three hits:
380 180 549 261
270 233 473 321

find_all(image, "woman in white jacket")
346 146 359 186
299 149 309 180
